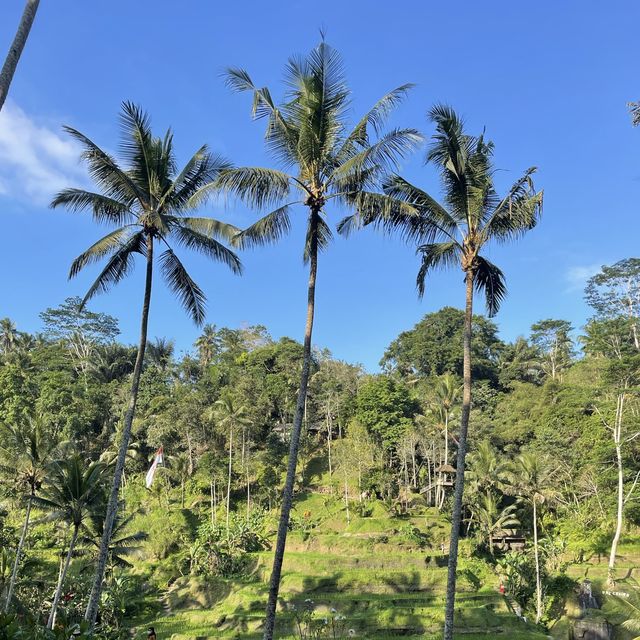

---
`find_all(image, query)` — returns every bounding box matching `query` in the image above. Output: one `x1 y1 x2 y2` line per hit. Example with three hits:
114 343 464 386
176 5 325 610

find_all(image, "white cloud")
0 102 85 206
565 263 602 292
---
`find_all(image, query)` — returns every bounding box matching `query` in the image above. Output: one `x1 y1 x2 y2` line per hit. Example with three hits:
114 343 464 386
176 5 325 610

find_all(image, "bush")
401 524 431 549
138 508 194 560
190 511 268 579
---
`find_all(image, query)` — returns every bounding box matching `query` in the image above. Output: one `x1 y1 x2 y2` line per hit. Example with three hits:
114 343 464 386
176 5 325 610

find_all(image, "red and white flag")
145 447 164 488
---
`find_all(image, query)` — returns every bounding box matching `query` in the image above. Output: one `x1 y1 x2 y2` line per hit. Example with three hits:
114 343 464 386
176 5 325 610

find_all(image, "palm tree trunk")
444 413 449 467
327 412 332 477
263 213 318 640
427 445 433 507
214 480 216 527
443 269 474 640
3 495 32 612
533 499 542 624
246 466 251 520
609 409 624 586
609 451 624 586
343 469 350 525
0 0 40 113
47 524 79 630
85 235 154 628
227 423 233 539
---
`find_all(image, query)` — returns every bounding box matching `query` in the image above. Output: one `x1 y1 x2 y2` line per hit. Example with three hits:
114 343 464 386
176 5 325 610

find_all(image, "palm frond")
69 226 134 279
233 204 292 249
330 128 423 188
474 256 507 317
162 147 232 211
383 175 459 241
179 217 242 243
427 104 469 171
60 127 142 205
304 214 333 263
159 247 207 325
483 167 543 243
117 102 159 192
213 167 292 209
170 224 242 275
415 241 460 297
337 191 421 241
81 232 146 305
225 68 277 120
225 68 299 167
50 189 133 226
629 101 640 126
344 84 416 147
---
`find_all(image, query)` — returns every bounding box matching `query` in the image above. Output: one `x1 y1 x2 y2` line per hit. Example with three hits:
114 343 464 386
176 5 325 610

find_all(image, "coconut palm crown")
200 41 422 257
51 101 242 324
341 105 543 314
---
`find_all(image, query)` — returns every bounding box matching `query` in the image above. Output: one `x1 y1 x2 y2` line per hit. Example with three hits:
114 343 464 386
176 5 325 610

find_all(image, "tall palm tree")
214 394 250 538
200 42 420 639
0 419 57 612
0 0 40 113
507 452 556 625
50 102 242 628
171 452 191 509
340 105 543 640
33 456 107 630
430 374 460 507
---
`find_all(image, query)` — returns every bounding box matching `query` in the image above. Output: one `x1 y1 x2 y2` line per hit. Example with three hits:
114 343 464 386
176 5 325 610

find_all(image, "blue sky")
0 0 638 370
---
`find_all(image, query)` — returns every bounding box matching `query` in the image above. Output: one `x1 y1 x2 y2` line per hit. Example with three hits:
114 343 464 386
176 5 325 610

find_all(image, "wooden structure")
492 528 527 552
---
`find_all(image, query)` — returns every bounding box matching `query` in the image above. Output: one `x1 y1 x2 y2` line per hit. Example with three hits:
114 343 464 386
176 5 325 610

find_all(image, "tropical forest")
0 2 639 639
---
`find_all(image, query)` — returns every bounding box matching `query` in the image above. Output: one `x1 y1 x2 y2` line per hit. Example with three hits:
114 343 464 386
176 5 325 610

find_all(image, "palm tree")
145 337 175 371
80 502 147 572
0 318 18 356
33 456 107 629
0 419 57 612
430 374 460 508
469 491 520 556
194 323 219 367
507 452 556 625
200 42 420 639
50 102 242 628
171 452 191 509
466 440 509 497
340 105 542 640
339 105 542 640
0 0 41 113
214 394 250 538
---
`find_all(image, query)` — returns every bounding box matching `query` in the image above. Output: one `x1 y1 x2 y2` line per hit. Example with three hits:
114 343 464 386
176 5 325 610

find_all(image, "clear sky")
0 0 638 370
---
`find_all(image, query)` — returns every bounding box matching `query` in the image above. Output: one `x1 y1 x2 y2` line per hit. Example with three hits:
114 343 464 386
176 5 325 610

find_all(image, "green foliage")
137 507 195 561
354 376 418 454
380 307 503 381
289 600 352 640
496 552 537 607
191 512 268 578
